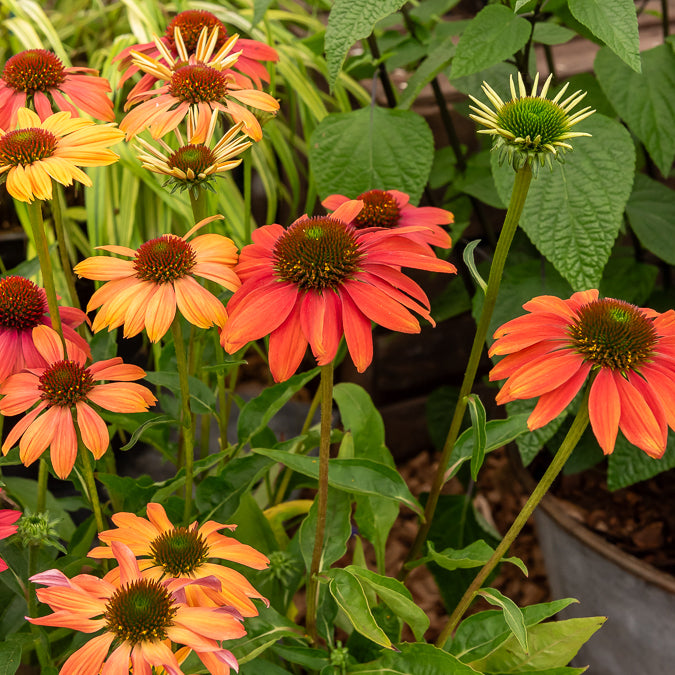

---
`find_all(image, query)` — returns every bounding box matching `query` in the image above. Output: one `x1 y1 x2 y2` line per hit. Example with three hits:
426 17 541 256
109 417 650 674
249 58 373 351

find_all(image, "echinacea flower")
0 492 21 573
0 325 155 478
74 216 241 342
0 49 115 129
489 290 675 458
469 72 594 172
0 107 124 202
220 200 457 382
322 189 453 249
119 26 279 142
135 109 252 195
116 9 278 93
30 541 246 675
89 502 269 617
0 275 90 383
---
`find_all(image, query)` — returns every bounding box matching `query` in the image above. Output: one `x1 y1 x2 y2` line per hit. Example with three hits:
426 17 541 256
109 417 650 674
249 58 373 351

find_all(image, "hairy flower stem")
36 458 48 513
401 165 533 577
78 436 106 534
306 363 334 645
51 184 81 311
436 388 590 646
244 150 253 243
188 186 208 225
172 317 195 525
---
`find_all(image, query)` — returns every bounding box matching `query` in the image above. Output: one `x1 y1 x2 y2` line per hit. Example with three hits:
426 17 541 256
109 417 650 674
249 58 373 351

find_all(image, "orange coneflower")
74 216 241 342
0 49 114 129
220 200 457 382
0 107 124 202
119 25 279 142
0 325 155 478
29 541 246 675
89 502 269 616
0 275 90 384
323 189 453 249
489 290 675 458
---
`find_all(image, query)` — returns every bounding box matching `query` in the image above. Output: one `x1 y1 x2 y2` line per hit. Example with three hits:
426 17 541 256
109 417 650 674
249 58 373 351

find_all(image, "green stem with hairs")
436 388 591 645
51 184 81 311
78 439 106 534
188 186 209 225
243 150 253 244
36 459 48 514
305 363 334 645
401 165 534 577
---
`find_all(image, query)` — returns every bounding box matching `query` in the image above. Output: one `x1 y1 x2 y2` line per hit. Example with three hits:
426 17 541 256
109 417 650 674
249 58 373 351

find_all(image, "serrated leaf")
325 0 407 90
309 106 434 204
491 115 635 290
450 5 531 79
595 44 675 177
607 431 675 490
569 0 640 72
477 588 529 655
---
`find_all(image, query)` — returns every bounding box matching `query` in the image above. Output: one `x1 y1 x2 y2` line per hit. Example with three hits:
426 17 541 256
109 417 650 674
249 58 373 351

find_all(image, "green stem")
51 184 81 311
78 442 106 534
212 330 231 455
305 363 334 645
36 459 48 514
188 186 209 225
27 546 52 668
401 165 533 576
436 388 590 645
243 150 252 243
171 317 195 525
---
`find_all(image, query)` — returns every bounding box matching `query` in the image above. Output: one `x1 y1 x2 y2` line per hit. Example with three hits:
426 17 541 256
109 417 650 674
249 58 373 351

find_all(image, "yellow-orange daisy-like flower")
74 215 241 343
119 26 279 142
489 290 675 458
0 325 155 478
30 541 246 675
89 502 269 617
0 107 124 202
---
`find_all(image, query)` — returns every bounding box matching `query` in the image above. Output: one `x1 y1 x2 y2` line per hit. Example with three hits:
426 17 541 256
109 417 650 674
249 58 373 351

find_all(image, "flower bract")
489 290 675 458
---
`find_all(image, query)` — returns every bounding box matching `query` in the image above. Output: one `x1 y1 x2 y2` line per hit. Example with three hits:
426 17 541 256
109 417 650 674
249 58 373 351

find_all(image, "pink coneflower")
220 200 457 382
489 290 675 458
323 189 453 249
0 275 90 383
0 49 114 129
0 492 21 573
0 325 155 478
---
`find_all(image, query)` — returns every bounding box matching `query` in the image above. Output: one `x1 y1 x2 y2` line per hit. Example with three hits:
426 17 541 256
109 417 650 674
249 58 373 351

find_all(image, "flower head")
89 502 269 616
119 25 279 141
0 107 124 202
30 541 246 675
469 72 594 172
323 189 453 249
0 49 115 129
0 325 155 478
0 491 21 573
220 201 457 381
135 109 252 196
489 290 675 458
0 275 90 383
74 216 241 342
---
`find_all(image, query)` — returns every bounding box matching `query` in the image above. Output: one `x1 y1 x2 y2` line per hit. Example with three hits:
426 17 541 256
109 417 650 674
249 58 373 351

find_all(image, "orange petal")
144 284 176 342
587 369 621 454
76 402 110 459
268 306 307 383
340 290 373 373
51 407 77 479
174 276 227 328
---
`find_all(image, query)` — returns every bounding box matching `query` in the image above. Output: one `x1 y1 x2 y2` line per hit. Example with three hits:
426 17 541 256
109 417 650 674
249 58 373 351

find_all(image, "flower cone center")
497 97 569 147
273 217 363 291
168 144 216 175
150 526 209 576
133 236 196 284
569 298 657 372
104 578 176 644
38 360 94 407
0 128 57 165
354 190 400 229
166 11 227 52
169 64 228 104
0 276 46 329
2 50 65 92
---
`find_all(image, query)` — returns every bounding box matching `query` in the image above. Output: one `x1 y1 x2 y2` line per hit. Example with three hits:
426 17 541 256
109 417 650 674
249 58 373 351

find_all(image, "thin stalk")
27 546 52 668
211 330 231 454
51 184 81 310
36 459 48 514
366 34 397 108
243 150 253 243
188 186 209 225
78 440 106 534
305 363 334 645
401 165 534 576
171 317 195 525
662 0 670 39
436 388 591 645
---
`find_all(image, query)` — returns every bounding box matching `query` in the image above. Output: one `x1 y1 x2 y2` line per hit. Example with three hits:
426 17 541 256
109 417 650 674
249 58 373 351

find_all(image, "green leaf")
463 241 487 294
0 641 21 675
252 0 275 26
466 394 487 480
237 368 320 444
607 431 675 490
348 642 480 674
625 174 675 264
409 0 461 24
325 0 407 90
420 540 527 576
598 255 658 306
309 106 434 204
328 569 393 649
143 371 215 414
532 22 576 46
251 448 422 514
119 415 172 451
450 5 531 79
491 114 635 290
595 44 675 177
343 565 430 641
96 474 157 514
477 588 529 655
569 0 640 72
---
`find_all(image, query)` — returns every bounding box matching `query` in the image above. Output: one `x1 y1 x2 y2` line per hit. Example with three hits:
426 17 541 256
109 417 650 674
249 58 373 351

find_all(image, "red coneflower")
0 491 21 573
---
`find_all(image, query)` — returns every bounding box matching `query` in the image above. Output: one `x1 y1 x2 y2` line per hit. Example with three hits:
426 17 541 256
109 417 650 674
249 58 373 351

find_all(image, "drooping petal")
60 633 114 675
588 368 621 454
144 284 177 342
340 289 373 373
50 407 78 479
76 402 110 459
268 305 308 383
